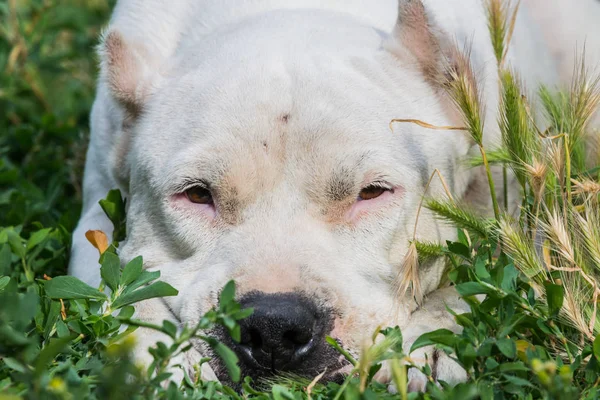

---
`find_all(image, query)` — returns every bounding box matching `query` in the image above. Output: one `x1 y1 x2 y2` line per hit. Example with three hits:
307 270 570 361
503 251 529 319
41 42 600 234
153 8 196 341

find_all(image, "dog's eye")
185 186 213 204
358 184 391 201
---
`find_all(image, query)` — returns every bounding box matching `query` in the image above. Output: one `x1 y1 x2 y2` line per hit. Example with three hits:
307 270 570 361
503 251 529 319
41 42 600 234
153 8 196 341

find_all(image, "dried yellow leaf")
85 230 109 255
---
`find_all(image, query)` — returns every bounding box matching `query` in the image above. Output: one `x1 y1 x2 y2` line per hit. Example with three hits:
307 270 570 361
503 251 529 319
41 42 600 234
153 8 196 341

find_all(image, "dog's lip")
196 337 352 383
233 338 317 371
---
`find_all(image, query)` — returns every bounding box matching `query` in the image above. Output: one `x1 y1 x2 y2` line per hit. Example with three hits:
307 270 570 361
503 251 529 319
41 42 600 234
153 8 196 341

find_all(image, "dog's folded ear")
98 30 160 116
96 29 163 189
388 0 475 91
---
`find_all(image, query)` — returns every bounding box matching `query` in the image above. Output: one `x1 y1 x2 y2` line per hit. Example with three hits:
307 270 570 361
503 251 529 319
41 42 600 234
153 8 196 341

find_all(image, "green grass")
1 0 112 235
2 1 600 399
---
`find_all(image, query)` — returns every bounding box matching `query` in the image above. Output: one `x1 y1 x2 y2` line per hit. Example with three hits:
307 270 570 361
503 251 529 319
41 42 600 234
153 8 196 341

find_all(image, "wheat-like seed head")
498 217 546 281
575 209 600 270
560 281 594 340
393 242 422 306
485 0 509 64
442 45 485 147
525 157 549 202
543 209 577 265
571 178 600 198
547 140 565 183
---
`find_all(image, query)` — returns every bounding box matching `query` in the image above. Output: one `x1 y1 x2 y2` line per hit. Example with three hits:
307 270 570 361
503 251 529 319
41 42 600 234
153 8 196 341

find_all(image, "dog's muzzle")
214 291 348 384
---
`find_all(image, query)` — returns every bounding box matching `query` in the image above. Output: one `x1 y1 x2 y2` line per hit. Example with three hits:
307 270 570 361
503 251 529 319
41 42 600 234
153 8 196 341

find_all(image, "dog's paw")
405 345 467 392
373 346 466 393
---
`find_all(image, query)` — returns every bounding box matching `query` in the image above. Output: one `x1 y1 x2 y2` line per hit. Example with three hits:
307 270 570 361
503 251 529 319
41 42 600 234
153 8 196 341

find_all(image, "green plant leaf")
6 230 26 259
118 305 136 319
100 252 121 291
499 362 529 373
209 339 240 382
593 335 600 362
410 329 458 353
545 282 564 317
455 282 493 297
500 264 518 292
326 336 358 366
43 300 61 340
457 342 477 370
496 338 516 358
99 189 127 243
220 280 236 307
272 385 295 400
112 281 178 309
486 358 499 370
120 256 143 286
34 335 76 376
503 374 535 388
0 244 11 275
44 276 107 300
161 320 178 339
26 228 51 250
0 276 9 292
123 270 161 294
474 257 491 279
497 315 526 338
448 242 471 259
99 189 125 226
3 357 26 373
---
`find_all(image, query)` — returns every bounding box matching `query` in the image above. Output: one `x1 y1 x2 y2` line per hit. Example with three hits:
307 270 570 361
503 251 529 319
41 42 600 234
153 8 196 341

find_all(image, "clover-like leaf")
112 281 178 309
410 329 458 353
120 256 143 287
100 252 121 291
207 339 240 383
496 338 516 358
545 282 564 317
44 276 107 300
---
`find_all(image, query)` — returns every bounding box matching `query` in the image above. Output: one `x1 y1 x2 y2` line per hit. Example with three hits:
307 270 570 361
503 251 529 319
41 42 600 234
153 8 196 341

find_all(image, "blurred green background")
1 0 114 252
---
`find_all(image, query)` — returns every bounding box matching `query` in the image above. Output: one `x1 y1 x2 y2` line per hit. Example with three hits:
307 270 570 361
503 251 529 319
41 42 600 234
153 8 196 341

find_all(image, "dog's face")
107 4 473 383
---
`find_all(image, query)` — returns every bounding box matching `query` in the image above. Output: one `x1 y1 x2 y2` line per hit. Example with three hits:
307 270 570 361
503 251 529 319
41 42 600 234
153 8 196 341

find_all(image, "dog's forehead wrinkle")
140 72 441 203
157 120 417 210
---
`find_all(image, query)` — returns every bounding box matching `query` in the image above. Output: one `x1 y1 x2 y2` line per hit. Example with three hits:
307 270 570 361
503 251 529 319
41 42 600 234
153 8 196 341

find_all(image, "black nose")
234 292 324 371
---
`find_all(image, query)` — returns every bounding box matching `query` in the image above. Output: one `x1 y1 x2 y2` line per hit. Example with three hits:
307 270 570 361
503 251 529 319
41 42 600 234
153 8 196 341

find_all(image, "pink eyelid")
171 193 217 219
346 186 402 221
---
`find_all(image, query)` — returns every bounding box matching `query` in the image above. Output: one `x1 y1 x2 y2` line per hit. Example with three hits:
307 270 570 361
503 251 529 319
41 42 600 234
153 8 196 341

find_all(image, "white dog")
70 0 600 391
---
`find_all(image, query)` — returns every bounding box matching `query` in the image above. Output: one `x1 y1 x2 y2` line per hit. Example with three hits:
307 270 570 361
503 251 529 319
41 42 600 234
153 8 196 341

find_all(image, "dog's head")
98 0 487 383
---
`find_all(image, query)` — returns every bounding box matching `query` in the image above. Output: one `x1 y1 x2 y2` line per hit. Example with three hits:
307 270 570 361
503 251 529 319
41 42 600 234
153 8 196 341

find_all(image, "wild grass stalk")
442 46 502 220
480 0 600 352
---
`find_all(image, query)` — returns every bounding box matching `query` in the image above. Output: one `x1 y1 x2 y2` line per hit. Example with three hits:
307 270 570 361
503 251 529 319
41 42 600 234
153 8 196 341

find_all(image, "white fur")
70 0 595 389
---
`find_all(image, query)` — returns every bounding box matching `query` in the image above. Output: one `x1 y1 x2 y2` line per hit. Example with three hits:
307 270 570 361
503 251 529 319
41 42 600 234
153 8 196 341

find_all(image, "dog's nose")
235 292 322 371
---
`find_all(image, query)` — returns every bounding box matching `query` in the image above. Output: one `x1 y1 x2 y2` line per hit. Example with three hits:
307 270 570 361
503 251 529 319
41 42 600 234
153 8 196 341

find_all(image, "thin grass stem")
565 134 572 207
503 165 508 211
480 145 501 220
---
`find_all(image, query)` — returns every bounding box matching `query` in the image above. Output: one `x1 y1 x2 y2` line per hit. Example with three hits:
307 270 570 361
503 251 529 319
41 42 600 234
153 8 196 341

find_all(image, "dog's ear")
97 30 163 189
98 30 159 116
388 0 473 90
